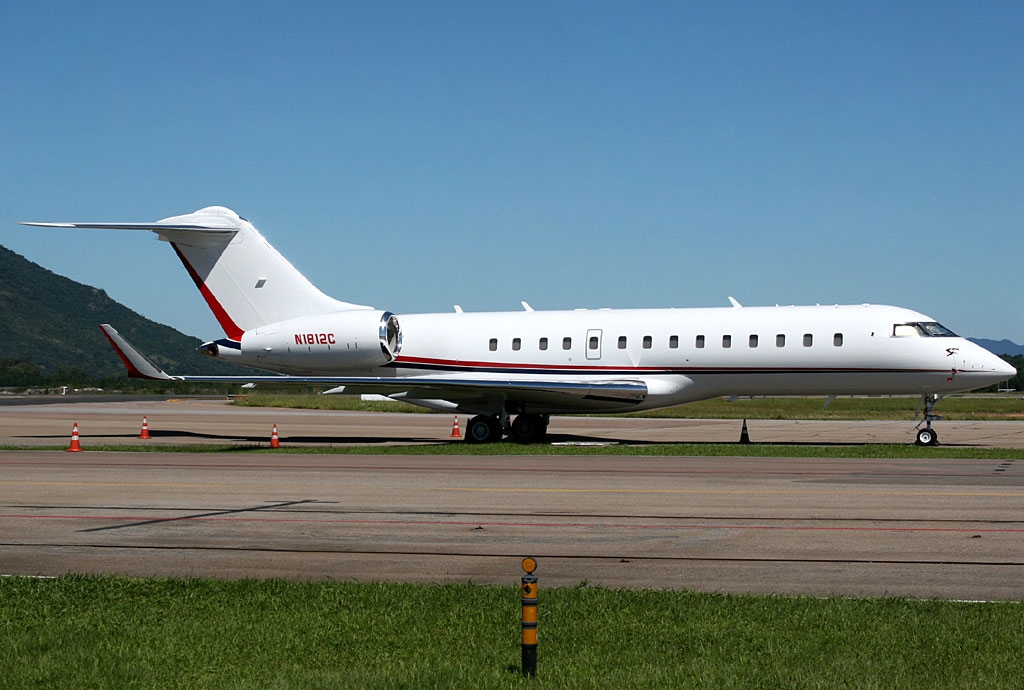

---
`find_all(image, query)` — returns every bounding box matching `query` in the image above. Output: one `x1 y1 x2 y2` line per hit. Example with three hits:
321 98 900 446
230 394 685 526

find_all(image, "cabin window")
588 336 599 351
489 338 498 352
803 333 813 347
539 337 548 351
669 335 679 349
776 334 786 347
722 335 732 348
643 335 653 349
512 337 522 351
618 336 627 349
562 337 572 350
695 335 705 348
749 335 758 348
833 333 843 347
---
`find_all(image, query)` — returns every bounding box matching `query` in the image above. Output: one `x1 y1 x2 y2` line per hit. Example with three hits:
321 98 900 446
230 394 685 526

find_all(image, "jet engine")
202 310 402 373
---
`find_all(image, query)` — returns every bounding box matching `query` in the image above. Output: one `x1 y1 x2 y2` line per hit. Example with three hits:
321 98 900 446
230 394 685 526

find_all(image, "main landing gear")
464 413 550 444
915 393 942 446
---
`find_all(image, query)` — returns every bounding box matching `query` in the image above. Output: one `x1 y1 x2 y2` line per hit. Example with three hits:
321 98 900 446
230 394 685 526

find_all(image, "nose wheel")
915 426 938 446
914 393 942 446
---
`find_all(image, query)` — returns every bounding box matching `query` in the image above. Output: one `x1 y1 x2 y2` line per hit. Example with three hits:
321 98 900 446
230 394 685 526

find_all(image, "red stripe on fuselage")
394 355 666 373
170 242 244 340
393 355 941 376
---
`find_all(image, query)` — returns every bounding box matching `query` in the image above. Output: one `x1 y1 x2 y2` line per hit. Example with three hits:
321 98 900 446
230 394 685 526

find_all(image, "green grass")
232 392 1024 420
1 576 1022 689
623 395 1024 420
6 442 1024 460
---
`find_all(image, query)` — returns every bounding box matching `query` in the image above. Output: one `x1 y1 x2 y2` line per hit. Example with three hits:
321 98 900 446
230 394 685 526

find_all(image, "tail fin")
25 206 370 339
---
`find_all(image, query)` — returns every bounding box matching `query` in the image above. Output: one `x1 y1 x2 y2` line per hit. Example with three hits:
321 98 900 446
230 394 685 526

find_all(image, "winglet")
98 324 175 380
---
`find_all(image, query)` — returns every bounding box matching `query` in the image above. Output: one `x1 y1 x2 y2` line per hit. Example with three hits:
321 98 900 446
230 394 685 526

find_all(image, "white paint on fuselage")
387 303 1010 412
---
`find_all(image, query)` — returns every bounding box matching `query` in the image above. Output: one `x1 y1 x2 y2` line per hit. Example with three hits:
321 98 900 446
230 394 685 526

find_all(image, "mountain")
969 338 1024 357
0 244 248 378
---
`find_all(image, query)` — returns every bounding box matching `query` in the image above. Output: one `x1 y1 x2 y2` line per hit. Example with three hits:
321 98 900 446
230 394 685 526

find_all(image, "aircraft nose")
996 356 1017 378
962 345 1016 385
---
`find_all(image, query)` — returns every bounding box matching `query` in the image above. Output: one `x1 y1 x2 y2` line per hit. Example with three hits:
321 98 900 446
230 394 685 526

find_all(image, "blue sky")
2 2 1022 342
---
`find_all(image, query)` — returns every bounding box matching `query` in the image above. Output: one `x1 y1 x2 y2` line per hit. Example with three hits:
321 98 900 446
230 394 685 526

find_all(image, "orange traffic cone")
67 422 83 452
138 416 151 439
450 416 461 439
270 424 280 448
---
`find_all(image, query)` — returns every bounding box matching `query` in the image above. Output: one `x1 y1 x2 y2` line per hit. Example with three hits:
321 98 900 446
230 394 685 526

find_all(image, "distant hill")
0 244 250 378
969 338 1024 357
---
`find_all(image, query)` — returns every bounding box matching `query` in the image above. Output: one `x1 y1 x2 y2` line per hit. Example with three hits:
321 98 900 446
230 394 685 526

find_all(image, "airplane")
23 205 1016 445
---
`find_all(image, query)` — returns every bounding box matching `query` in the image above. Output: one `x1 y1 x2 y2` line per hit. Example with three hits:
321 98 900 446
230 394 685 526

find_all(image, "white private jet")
23 206 1015 445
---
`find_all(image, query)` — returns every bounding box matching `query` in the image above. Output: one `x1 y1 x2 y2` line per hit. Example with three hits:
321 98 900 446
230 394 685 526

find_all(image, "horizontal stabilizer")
21 221 236 233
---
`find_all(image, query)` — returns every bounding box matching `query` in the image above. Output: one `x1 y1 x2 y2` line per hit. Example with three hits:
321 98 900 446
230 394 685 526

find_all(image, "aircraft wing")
99 324 648 407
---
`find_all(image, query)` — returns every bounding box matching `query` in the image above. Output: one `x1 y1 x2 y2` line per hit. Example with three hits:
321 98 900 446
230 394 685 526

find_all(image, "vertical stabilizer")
23 206 371 339
154 207 370 339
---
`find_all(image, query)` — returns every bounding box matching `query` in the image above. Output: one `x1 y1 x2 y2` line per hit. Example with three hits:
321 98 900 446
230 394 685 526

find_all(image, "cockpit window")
892 322 958 337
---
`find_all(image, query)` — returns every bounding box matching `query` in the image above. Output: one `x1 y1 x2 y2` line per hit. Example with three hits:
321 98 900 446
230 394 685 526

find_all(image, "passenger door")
586 329 602 360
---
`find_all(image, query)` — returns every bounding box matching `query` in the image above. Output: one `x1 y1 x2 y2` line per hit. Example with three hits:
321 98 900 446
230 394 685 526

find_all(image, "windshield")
892 322 958 337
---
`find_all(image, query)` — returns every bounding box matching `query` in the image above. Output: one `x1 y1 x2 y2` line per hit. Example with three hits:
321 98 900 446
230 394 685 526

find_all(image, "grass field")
2 576 1022 690
232 392 1024 421
7 441 1024 460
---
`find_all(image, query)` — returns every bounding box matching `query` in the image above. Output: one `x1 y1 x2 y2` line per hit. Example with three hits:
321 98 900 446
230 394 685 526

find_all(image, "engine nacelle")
234 310 401 373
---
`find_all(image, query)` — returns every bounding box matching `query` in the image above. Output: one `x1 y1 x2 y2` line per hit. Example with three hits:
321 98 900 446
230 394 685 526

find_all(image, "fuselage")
219 302 1014 415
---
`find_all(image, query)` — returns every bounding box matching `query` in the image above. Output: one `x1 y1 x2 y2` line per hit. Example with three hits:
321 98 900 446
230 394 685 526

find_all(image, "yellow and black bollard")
521 557 538 677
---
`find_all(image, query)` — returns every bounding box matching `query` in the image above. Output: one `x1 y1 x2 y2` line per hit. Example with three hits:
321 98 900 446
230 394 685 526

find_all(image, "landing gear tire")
916 427 939 446
466 415 502 444
511 414 548 444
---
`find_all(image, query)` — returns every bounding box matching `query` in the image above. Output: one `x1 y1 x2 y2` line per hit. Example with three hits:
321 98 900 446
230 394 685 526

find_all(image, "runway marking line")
3 513 1024 535
432 487 1024 498
0 481 217 488
3 481 1024 498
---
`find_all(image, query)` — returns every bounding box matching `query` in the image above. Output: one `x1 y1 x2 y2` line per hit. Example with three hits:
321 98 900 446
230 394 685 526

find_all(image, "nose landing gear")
915 393 942 446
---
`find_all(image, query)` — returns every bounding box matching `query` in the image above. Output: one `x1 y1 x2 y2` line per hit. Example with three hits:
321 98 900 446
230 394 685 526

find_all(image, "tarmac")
2 396 1024 448
1 397 1023 599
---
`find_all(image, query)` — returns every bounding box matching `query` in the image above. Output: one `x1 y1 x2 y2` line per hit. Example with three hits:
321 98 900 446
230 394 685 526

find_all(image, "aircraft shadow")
19 429 934 447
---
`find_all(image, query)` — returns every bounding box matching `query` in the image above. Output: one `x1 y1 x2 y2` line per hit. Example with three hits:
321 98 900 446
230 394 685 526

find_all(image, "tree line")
0 357 235 395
